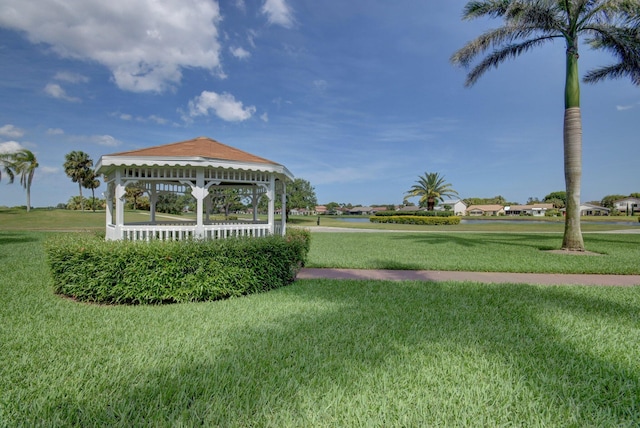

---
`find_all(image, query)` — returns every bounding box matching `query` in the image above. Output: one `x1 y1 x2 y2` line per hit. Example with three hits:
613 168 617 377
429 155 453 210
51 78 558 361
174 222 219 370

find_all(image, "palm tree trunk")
78 183 84 211
562 107 584 250
561 41 585 251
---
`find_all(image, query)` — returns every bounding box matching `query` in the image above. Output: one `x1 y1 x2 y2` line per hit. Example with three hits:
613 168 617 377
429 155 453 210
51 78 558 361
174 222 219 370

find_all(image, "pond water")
336 217 371 223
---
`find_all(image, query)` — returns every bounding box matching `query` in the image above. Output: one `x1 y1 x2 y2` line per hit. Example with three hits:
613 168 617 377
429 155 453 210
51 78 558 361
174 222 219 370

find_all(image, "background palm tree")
451 1 640 251
10 149 39 212
0 153 16 184
64 151 93 212
404 172 459 211
83 169 101 212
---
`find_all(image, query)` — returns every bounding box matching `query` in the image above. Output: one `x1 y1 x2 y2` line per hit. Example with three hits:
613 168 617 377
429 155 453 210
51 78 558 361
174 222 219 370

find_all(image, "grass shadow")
40 281 640 426
0 231 40 245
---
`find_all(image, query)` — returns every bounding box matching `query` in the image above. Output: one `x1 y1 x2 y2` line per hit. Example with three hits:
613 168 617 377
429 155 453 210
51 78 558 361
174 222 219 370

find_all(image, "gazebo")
95 136 294 241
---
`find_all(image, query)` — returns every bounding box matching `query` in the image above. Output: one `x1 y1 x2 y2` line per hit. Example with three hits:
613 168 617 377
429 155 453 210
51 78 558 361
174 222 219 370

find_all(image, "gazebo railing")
107 222 274 241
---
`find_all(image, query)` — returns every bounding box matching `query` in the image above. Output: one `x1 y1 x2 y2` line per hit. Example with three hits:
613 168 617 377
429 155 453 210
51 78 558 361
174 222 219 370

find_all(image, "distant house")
370 206 389 214
466 204 505 216
613 197 640 214
397 205 421 213
315 205 328 215
348 206 374 215
289 208 314 216
578 203 610 216
435 199 467 216
505 203 554 217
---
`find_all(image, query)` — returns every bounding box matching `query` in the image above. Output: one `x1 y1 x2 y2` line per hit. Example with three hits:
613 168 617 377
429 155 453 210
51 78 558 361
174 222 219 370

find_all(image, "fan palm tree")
64 151 93 212
10 149 39 212
404 172 459 211
451 0 640 251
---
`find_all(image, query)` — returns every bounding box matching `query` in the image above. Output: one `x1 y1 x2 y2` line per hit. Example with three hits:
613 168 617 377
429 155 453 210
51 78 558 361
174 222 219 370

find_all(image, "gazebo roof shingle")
106 136 277 165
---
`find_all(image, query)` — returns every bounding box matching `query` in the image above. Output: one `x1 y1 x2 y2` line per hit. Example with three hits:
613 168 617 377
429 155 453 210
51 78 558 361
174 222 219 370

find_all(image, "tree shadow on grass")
38 282 640 426
0 231 39 246
389 232 565 251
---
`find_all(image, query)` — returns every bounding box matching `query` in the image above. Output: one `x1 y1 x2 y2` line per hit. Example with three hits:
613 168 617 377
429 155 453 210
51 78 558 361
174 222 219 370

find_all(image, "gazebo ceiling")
96 136 293 180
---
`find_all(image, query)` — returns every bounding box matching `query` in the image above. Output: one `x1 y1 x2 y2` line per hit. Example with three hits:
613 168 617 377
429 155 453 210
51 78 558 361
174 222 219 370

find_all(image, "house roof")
467 204 504 212
614 197 640 203
96 136 293 180
507 204 554 210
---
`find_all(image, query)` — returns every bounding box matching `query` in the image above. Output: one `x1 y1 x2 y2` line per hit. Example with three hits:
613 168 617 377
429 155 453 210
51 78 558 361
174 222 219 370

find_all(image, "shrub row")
45 229 311 305
370 216 461 225
374 210 455 217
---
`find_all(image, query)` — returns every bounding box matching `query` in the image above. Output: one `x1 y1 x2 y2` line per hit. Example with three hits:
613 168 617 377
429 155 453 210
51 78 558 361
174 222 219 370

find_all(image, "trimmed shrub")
45 229 311 305
374 210 454 217
370 216 461 225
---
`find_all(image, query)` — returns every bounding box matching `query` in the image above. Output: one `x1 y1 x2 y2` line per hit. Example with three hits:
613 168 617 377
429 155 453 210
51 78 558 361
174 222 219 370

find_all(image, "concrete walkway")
297 268 640 286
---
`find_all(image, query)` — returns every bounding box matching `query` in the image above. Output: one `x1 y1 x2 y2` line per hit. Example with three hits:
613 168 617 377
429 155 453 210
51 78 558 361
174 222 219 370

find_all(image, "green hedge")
370 215 461 225
45 229 311 305
374 210 455 217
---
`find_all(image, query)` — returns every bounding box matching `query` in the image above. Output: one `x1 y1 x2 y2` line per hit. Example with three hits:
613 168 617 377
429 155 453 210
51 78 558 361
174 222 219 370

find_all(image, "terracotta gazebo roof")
106 136 277 164
96 136 293 180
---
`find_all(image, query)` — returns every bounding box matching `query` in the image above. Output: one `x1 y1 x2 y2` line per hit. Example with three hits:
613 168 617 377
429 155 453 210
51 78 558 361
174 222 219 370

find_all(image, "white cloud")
44 83 80 102
119 114 133 121
260 112 269 122
148 115 168 125
234 0 246 12
47 128 64 135
54 71 89 84
261 0 294 28
0 0 223 93
616 104 634 111
0 124 25 138
90 135 122 147
40 166 59 174
188 91 256 122
313 79 328 92
230 46 251 60
0 141 25 154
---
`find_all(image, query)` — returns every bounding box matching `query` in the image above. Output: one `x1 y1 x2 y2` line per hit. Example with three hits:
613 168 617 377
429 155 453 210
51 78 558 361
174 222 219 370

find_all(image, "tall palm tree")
64 151 93 212
11 149 39 212
451 1 640 251
404 172 459 211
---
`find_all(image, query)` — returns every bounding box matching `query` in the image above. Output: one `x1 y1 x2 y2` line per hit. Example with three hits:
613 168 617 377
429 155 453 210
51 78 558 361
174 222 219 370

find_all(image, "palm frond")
464 35 559 86
584 24 640 84
463 0 512 20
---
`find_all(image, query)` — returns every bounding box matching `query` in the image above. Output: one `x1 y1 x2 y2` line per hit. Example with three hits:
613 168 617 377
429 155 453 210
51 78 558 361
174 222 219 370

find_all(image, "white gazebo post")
115 169 126 237
104 182 114 227
267 174 275 234
252 186 259 222
281 180 287 235
148 184 157 223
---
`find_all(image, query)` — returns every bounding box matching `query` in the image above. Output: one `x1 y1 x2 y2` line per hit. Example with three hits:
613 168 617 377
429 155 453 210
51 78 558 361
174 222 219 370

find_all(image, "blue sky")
0 0 638 208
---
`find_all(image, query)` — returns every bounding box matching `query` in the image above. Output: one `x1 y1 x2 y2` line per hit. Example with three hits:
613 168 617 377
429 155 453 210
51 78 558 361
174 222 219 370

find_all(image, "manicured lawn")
307 231 640 274
1 231 640 426
0 207 105 231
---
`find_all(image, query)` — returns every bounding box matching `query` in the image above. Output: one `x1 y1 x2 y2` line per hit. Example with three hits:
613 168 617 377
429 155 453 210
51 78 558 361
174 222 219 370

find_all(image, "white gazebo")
95 136 294 241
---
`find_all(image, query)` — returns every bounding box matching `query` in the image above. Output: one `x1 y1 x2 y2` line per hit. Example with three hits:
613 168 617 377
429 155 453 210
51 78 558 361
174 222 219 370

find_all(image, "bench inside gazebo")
95 136 293 241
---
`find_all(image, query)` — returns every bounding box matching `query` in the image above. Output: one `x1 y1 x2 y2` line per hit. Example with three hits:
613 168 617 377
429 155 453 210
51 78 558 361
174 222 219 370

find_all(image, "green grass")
1 231 639 426
0 207 106 231
306 231 640 274
3 207 637 233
